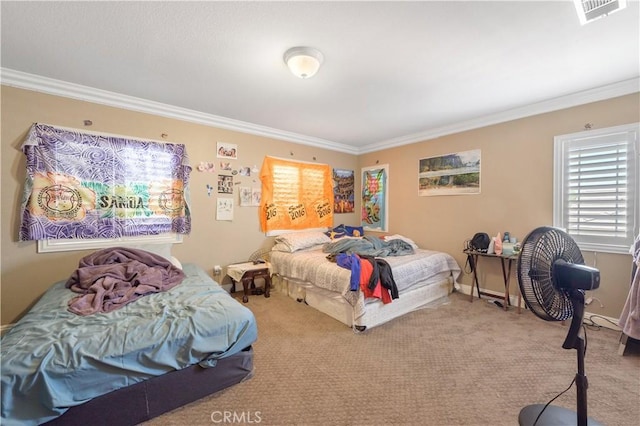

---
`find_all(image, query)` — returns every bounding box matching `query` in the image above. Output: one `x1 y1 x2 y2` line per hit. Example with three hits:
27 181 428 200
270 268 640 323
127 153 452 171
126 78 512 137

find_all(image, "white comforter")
270 246 461 312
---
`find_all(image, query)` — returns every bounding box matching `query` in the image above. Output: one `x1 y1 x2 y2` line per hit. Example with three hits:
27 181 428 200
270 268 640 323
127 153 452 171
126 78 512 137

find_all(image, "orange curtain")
259 156 333 232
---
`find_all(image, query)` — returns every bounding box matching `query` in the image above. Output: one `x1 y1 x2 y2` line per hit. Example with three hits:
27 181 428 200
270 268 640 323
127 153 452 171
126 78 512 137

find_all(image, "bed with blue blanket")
1 250 257 426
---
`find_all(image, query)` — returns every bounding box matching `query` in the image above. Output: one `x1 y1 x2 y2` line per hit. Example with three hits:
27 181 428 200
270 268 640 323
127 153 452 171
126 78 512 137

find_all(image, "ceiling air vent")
574 0 627 25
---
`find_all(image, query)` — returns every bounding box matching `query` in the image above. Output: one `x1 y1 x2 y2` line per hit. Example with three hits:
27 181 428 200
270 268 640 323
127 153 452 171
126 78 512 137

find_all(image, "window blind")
554 123 639 254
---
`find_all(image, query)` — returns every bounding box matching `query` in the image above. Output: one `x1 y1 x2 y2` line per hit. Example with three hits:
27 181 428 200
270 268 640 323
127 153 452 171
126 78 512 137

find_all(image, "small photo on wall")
218 174 234 194
239 186 261 207
217 142 238 160
239 186 252 206
251 187 262 206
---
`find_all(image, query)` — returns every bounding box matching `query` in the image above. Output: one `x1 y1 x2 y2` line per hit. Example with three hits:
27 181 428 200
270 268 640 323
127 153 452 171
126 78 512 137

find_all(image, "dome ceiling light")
283 46 324 79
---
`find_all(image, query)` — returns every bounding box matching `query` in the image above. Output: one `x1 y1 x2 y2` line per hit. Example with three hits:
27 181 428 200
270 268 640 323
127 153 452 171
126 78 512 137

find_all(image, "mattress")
270 245 461 328
1 263 258 426
282 274 454 329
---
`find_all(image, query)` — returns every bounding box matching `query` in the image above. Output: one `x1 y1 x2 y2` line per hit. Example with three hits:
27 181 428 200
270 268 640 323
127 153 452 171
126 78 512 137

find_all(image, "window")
37 233 183 253
554 123 639 254
20 123 191 252
259 156 333 234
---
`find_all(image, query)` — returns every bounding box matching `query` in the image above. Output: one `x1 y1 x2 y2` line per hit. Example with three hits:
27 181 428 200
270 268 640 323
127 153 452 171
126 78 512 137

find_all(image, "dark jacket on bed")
359 256 399 301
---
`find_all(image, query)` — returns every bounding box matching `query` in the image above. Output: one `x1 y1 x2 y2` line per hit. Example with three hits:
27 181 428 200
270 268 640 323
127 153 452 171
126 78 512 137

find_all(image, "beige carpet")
145 290 640 426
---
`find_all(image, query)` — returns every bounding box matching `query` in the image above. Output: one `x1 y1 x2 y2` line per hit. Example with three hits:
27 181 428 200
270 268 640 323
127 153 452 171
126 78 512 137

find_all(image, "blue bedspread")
1 263 257 425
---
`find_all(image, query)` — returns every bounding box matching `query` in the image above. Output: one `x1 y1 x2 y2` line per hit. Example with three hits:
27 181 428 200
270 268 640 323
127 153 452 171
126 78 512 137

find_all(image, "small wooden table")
464 250 522 313
227 262 272 303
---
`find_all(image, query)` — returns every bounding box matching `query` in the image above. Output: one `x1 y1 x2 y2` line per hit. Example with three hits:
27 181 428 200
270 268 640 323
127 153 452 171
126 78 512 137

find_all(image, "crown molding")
0 68 358 155
2 68 637 156
358 77 640 154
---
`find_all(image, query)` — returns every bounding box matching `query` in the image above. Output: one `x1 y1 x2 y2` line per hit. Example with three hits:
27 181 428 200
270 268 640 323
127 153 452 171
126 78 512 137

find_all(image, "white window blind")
554 123 639 254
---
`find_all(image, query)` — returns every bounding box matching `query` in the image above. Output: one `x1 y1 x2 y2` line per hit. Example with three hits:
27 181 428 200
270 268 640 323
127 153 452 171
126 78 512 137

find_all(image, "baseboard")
456 284 621 331
1 323 15 337
456 283 522 307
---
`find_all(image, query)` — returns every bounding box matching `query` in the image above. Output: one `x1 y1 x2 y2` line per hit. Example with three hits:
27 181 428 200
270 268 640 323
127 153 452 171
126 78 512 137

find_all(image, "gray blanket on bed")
66 247 185 316
323 235 415 257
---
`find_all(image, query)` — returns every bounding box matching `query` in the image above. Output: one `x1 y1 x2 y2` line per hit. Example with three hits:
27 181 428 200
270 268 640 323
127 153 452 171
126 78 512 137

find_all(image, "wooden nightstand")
226 262 272 303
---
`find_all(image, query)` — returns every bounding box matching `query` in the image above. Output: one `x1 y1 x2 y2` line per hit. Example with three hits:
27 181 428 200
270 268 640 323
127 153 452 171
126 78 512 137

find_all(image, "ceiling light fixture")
283 47 324 79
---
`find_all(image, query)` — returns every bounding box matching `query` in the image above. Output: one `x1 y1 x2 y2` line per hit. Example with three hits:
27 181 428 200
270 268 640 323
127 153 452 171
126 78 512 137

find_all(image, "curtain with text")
19 123 191 240
259 156 333 233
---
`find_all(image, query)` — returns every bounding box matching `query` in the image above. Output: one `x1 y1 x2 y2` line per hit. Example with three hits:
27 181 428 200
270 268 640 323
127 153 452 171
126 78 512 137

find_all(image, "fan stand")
518 291 603 426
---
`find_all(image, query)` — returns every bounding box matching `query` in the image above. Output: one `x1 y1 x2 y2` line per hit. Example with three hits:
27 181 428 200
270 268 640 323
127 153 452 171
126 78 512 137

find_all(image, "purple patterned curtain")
19 123 191 241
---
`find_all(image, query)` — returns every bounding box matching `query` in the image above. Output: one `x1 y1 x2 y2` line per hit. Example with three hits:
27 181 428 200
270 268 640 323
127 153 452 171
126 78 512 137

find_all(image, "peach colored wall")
1 86 638 325
1 86 358 323
358 93 639 320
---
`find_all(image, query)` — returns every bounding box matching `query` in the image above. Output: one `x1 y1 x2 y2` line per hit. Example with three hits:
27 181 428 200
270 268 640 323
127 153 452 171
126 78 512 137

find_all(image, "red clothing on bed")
359 256 392 304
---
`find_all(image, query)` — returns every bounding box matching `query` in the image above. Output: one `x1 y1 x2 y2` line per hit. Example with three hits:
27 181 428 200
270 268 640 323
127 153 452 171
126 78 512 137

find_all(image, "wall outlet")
213 265 222 275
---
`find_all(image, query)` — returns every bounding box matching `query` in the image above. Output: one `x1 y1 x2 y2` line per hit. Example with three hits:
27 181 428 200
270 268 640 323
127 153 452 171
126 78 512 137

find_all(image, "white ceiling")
1 1 639 154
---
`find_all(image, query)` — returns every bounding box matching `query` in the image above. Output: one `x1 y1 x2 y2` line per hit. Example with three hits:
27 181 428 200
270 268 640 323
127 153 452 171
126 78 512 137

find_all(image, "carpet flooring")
145 290 640 426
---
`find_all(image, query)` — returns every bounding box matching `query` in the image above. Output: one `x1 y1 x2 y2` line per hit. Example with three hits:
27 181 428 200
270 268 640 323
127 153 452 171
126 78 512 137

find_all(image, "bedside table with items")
226 262 272 303
463 249 522 313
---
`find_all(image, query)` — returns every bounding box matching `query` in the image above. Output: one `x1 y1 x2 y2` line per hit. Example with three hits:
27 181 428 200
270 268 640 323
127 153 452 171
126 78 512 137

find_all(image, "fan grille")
517 227 584 321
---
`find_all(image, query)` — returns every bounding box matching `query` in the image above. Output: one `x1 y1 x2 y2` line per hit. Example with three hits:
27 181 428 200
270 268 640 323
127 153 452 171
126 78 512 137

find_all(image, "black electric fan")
517 227 603 426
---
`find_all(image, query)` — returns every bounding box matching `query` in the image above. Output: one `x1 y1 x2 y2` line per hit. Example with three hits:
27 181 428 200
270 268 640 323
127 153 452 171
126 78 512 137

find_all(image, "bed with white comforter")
269 232 461 330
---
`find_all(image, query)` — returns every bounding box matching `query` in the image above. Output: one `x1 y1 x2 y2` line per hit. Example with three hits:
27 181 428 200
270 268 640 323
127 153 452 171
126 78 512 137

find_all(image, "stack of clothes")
324 235 415 304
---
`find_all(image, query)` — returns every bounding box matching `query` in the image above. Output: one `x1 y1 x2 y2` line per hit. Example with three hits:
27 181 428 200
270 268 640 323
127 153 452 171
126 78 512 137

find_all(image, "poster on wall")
361 164 388 232
216 198 234 221
332 168 355 213
418 149 481 196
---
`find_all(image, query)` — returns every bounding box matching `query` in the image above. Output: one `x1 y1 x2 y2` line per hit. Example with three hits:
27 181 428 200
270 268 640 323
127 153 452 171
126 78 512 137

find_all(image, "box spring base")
45 346 254 426
281 276 453 331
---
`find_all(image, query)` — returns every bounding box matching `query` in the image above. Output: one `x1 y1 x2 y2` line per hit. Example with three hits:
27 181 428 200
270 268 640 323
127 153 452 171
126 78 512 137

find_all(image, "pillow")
382 234 419 249
169 256 183 270
345 225 364 237
272 231 331 252
325 224 365 239
127 243 173 260
126 243 183 269
325 224 347 239
272 242 291 252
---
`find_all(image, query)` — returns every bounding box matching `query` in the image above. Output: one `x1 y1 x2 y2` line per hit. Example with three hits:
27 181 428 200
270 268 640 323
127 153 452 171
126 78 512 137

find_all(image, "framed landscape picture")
418 149 480 196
